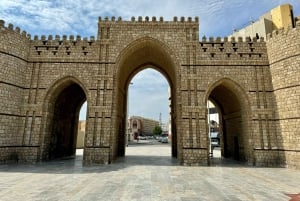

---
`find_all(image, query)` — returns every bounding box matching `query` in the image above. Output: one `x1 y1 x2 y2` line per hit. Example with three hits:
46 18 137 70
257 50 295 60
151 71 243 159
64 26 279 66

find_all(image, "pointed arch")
43 76 89 105
204 78 250 109
39 76 88 161
111 36 180 161
205 78 253 163
114 36 180 89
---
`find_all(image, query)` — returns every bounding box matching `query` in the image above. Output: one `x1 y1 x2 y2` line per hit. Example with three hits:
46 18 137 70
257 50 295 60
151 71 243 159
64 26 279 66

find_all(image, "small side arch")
204 78 253 163
38 76 89 161
43 76 89 104
204 77 250 108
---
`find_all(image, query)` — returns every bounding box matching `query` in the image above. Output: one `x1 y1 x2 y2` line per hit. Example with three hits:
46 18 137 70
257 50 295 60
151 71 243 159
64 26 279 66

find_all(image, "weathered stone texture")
267 21 300 169
0 17 299 168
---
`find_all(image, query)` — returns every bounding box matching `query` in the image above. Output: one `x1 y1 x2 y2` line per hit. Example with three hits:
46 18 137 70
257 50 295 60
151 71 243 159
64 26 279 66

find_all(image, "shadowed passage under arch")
42 80 87 160
207 79 251 163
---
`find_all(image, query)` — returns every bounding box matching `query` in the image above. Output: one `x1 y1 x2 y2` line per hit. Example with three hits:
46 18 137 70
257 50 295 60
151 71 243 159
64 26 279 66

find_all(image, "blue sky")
1 0 300 123
128 69 169 123
1 0 299 37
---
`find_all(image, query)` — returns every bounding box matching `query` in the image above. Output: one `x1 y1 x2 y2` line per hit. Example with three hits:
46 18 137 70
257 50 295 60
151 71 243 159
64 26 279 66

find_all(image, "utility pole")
159 112 162 127
127 82 133 144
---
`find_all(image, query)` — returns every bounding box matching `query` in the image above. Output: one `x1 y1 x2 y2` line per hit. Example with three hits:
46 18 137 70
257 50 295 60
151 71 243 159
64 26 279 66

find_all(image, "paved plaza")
0 141 299 201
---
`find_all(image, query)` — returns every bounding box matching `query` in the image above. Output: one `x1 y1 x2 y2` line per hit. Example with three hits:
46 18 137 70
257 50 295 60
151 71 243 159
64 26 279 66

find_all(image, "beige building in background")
127 116 159 140
76 120 86 148
229 4 295 39
271 4 295 30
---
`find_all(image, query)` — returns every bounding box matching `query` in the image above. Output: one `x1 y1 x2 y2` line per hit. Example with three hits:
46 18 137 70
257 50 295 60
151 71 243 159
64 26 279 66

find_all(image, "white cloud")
2 0 300 122
128 69 169 123
1 0 299 37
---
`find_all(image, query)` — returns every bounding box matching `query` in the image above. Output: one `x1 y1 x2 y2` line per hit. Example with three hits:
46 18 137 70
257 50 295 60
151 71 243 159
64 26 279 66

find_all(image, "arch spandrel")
114 36 181 89
204 77 251 110
43 76 90 105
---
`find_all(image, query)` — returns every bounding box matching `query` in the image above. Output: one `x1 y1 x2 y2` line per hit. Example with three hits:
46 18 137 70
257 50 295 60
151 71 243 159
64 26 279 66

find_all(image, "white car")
210 132 220 147
138 135 147 140
160 136 168 143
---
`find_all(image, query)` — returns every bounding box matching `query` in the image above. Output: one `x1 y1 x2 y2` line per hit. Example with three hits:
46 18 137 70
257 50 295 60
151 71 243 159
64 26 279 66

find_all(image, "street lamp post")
126 82 133 145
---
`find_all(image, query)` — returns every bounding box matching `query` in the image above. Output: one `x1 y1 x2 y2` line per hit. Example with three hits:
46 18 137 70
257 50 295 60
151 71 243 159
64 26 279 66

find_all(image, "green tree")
153 125 162 135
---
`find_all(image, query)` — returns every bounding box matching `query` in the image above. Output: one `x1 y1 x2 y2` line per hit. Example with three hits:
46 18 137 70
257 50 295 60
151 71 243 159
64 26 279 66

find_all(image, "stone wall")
267 21 300 168
0 20 32 162
182 34 280 166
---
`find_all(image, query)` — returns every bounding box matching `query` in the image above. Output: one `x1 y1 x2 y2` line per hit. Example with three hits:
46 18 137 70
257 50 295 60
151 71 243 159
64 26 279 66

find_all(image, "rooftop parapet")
200 36 264 43
267 20 300 40
198 35 267 61
98 16 199 23
29 33 98 61
0 20 32 60
31 34 95 42
1 19 97 42
0 19 31 39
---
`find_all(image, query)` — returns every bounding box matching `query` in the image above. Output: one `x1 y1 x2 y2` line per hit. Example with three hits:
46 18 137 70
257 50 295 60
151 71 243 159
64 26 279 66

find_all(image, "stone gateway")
0 16 300 168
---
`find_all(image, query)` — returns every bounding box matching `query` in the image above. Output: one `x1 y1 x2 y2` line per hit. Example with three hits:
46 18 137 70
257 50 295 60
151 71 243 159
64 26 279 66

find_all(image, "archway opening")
207 81 250 165
46 82 87 160
126 68 171 159
76 101 87 159
207 101 221 159
114 38 178 164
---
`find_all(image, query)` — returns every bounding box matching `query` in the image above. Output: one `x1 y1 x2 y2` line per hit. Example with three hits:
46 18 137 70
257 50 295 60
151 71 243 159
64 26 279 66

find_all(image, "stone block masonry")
267 20 300 169
0 16 300 169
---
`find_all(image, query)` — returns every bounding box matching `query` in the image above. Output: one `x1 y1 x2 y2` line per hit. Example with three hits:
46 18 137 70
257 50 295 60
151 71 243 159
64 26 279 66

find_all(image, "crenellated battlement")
97 16 199 40
0 19 32 61
31 34 96 42
266 20 300 64
98 16 199 23
1 16 269 63
0 20 31 39
29 34 98 62
267 20 300 40
196 35 267 61
200 36 264 43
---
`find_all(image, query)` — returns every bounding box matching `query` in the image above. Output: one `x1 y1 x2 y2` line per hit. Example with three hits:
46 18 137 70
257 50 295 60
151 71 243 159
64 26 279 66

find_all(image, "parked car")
156 136 162 141
210 132 220 147
146 136 154 139
138 135 147 140
160 136 168 143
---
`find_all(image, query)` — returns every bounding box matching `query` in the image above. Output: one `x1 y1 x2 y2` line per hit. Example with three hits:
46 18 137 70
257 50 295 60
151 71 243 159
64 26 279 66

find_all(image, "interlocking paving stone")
0 143 299 201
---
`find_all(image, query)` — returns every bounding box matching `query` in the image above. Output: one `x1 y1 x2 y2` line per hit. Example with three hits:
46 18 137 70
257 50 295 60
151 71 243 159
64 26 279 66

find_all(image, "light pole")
208 101 212 157
126 82 133 145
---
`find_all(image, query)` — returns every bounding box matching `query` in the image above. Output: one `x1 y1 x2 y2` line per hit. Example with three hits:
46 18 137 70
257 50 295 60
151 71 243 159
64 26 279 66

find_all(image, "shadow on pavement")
0 143 279 174
116 155 179 166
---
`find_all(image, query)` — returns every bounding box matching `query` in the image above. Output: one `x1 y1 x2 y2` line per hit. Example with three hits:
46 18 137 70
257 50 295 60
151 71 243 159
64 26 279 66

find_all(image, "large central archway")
113 37 179 162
